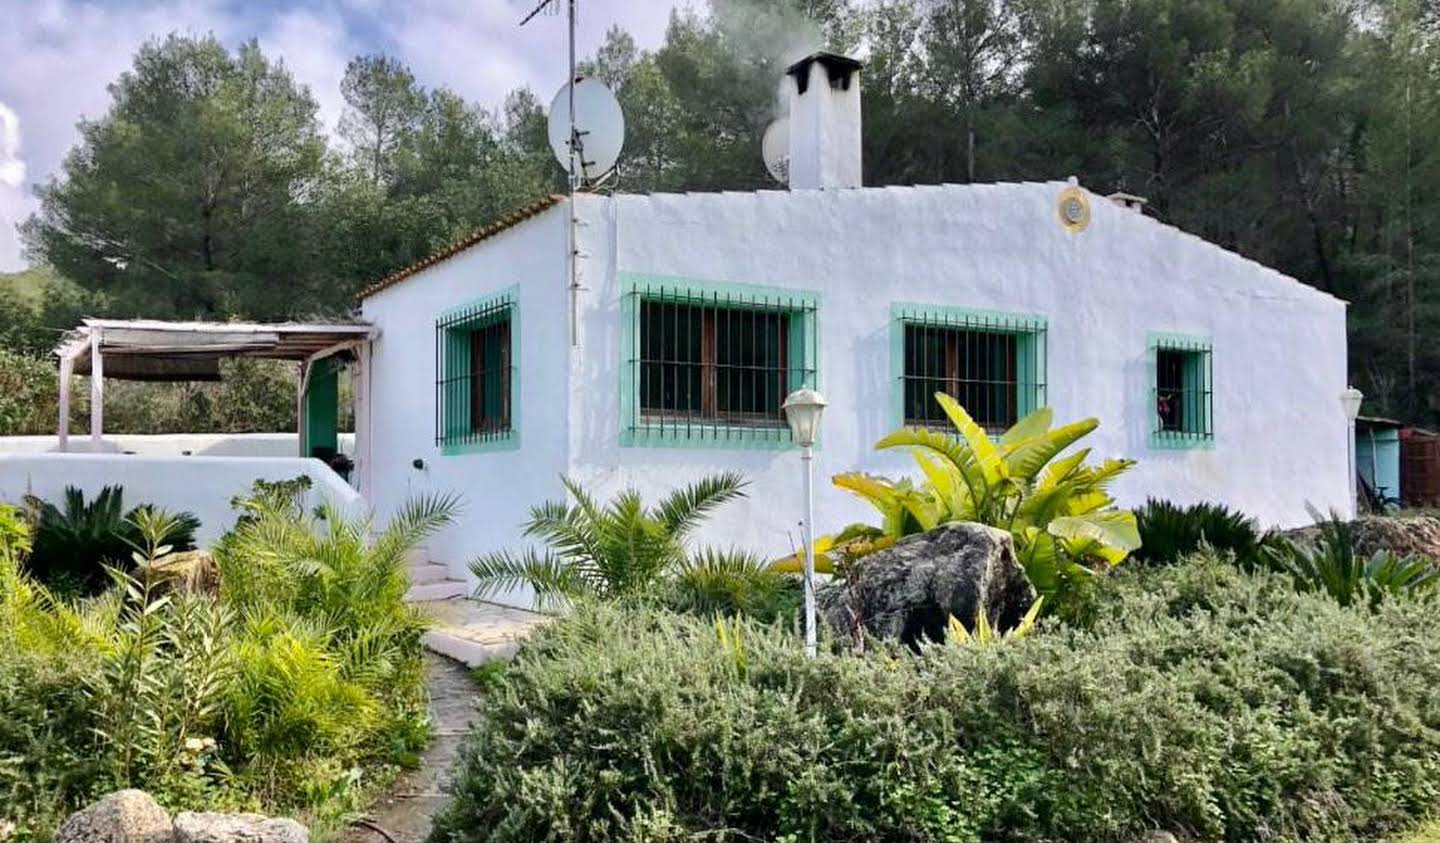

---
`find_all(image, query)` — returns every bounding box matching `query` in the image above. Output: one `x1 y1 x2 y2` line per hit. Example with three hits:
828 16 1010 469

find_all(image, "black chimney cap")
785 51 863 95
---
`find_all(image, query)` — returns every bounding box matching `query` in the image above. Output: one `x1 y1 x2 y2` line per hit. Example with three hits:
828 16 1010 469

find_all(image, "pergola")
54 318 378 491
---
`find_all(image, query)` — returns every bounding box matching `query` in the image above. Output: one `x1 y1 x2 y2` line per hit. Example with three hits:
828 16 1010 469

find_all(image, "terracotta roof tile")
356 194 567 301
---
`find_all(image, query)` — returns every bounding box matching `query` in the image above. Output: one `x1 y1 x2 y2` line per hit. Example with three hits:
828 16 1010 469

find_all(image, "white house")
358 52 1349 584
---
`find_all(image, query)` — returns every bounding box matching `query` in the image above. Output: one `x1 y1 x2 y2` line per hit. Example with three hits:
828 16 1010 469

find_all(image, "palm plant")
24 485 199 597
1132 498 1272 568
468 473 767 611
1261 516 1439 609
832 394 1140 602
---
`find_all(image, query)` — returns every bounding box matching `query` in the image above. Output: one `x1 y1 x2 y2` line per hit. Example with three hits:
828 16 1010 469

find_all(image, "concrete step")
408 562 454 585
414 598 550 668
406 544 431 567
421 629 521 667
405 579 467 602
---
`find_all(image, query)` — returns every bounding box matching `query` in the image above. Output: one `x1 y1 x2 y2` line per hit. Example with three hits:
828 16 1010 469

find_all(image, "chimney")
785 51 863 190
1106 191 1148 212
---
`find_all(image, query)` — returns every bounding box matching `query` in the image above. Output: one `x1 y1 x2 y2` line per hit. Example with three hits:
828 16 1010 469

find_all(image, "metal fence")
624 283 818 442
897 308 1046 433
435 293 516 447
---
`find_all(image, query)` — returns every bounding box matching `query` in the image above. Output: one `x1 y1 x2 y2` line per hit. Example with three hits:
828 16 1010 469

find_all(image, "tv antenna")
521 0 588 347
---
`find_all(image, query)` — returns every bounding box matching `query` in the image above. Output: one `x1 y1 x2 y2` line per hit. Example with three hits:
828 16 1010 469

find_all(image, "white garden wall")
0 432 355 457
0 453 362 545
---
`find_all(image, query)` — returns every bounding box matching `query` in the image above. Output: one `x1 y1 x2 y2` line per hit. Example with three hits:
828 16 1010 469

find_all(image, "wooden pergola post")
89 329 104 445
57 355 72 452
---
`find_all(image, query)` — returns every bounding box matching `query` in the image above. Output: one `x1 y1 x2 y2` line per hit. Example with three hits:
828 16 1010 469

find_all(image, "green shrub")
0 494 446 836
434 557 1440 843
25 486 199 597
833 398 1139 613
1132 497 1273 567
1262 515 1440 608
469 473 787 617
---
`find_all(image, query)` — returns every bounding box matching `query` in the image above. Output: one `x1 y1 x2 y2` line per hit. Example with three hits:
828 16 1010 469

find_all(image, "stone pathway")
345 600 547 843
344 654 476 843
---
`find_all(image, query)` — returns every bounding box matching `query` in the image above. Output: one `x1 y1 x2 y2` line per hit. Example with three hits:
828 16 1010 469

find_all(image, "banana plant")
831 393 1140 603
947 597 1044 646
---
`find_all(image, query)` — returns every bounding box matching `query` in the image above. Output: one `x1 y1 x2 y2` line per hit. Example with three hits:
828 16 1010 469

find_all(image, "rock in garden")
816 522 1036 646
55 790 173 843
146 549 221 595
1283 515 1440 563
173 812 308 843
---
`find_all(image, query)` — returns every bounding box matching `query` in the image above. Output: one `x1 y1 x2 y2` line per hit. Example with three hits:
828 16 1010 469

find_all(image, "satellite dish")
547 77 625 183
762 117 789 185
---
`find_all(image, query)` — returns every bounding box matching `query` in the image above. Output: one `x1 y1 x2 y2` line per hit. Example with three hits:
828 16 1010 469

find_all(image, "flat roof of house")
56 318 375 381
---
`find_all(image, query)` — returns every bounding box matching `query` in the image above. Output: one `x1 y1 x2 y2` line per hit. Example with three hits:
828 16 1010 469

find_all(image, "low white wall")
0 453 364 545
0 432 356 458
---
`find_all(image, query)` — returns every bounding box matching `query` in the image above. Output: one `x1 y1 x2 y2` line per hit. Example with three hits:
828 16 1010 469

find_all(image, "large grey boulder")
1283 515 1440 563
55 790 173 843
173 813 308 843
817 522 1036 646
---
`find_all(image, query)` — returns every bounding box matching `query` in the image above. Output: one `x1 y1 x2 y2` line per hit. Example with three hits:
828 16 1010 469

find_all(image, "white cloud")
0 103 25 188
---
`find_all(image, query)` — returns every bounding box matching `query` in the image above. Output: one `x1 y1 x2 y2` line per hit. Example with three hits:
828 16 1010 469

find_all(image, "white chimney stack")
785 52 863 190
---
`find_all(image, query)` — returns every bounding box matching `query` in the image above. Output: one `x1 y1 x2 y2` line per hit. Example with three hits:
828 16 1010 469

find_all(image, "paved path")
345 654 476 843
346 600 547 843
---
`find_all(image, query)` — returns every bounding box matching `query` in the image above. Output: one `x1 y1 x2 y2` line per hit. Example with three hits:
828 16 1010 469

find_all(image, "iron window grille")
435 289 517 451
1150 334 1213 447
621 278 818 446
894 305 1047 434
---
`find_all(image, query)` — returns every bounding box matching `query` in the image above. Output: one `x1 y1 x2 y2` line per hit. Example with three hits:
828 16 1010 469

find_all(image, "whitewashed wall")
361 184 1348 599
566 184 1347 560
361 209 571 583
0 432 355 457
0 453 361 545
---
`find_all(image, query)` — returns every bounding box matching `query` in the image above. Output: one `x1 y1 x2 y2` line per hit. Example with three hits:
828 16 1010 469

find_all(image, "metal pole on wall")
801 443 817 658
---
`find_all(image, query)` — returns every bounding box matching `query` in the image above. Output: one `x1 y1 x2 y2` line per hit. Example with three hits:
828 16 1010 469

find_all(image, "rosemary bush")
434 555 1440 843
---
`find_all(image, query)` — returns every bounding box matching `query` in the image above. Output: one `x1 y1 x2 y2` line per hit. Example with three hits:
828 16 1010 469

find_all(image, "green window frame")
1149 332 1213 449
890 303 1047 434
435 285 520 454
620 273 819 449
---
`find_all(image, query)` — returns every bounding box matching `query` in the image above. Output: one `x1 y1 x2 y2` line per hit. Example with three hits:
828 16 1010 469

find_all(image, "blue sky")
0 0 684 271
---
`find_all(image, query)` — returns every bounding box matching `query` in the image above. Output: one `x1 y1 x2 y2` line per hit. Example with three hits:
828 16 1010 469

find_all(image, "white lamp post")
1341 386 1364 518
782 388 827 658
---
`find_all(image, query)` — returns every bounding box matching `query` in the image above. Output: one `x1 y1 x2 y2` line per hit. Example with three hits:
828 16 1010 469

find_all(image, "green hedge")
433 557 1440 843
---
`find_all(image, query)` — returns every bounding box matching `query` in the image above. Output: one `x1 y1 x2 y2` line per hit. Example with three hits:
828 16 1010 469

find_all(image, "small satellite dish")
762 117 790 185
547 77 624 183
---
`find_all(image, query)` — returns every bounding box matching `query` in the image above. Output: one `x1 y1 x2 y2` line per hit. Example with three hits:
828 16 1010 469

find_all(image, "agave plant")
469 473 780 612
1261 516 1439 609
832 393 1140 602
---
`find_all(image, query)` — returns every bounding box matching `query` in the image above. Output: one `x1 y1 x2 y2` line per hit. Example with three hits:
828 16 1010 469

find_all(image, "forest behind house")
5 0 1439 431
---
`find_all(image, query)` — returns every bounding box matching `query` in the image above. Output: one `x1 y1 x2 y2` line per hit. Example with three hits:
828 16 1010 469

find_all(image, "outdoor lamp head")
1340 386 1364 423
782 388 828 447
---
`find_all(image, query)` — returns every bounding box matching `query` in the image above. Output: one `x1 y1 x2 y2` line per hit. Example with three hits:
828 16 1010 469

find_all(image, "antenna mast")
522 0 582 347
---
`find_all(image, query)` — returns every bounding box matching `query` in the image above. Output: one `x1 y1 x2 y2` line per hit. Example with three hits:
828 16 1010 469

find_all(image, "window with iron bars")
435 287 519 453
620 275 818 448
1150 333 1213 448
891 304 1047 434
